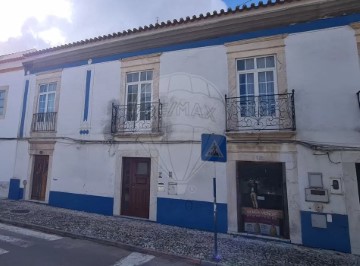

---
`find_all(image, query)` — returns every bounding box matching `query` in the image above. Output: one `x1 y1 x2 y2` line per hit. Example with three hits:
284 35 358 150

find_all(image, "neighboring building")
0 50 35 198
3 0 360 255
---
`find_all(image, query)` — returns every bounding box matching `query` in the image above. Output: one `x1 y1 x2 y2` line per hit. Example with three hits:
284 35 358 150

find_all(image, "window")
32 71 61 132
126 70 153 122
0 86 8 119
237 55 277 117
38 82 56 113
225 35 295 132
113 54 160 134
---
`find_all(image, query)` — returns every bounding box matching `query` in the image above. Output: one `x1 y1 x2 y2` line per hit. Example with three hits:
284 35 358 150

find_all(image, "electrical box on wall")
305 188 329 203
330 178 343 194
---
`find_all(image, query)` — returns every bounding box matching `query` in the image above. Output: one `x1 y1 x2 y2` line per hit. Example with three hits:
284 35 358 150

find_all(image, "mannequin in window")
249 180 258 209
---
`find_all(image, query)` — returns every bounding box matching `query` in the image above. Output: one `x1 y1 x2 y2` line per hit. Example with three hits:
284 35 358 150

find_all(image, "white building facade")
2 0 360 255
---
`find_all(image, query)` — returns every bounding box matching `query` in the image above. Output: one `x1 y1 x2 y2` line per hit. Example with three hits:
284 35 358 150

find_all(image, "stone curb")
0 218 223 266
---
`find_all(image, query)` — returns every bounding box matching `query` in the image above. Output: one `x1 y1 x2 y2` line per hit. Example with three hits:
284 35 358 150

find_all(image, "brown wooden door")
121 157 151 218
31 155 49 201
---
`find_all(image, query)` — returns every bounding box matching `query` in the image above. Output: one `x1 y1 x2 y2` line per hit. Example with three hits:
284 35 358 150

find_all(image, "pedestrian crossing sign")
201 134 227 162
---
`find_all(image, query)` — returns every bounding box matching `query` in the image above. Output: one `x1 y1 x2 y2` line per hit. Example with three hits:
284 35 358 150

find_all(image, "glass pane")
237 60 245 71
140 102 151 120
38 95 46 113
140 71 146 81
47 93 55 112
0 107 3 115
267 82 274 94
48 83 57 92
257 57 266 68
266 71 274 82
127 72 139 83
247 83 254 95
266 56 275 68
136 162 148 175
146 71 153 80
127 103 137 121
259 83 267 95
245 58 254 70
239 74 246 84
0 91 4 99
141 83 150 93
240 84 246 96
40 84 47 93
0 99 4 108
258 72 266 83
128 85 138 95
247 73 254 84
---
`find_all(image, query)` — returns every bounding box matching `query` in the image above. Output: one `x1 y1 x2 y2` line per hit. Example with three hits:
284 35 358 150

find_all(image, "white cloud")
0 0 72 41
0 0 227 55
37 28 67 46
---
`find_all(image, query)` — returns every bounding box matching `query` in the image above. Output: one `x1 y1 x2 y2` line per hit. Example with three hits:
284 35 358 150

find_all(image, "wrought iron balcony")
111 101 162 134
31 112 57 132
225 90 296 132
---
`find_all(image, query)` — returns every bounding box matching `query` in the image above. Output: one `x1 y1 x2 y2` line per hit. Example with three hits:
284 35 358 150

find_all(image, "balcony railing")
31 112 57 132
225 90 296 131
111 101 162 134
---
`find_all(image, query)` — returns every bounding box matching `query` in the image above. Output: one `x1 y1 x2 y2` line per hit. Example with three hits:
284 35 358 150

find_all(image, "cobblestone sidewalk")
0 200 358 266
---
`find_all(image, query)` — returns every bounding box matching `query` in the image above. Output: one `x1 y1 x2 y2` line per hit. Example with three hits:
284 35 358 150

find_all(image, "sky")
0 0 261 55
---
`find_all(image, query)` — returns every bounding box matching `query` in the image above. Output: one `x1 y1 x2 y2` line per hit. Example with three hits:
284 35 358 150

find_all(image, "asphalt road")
0 223 194 266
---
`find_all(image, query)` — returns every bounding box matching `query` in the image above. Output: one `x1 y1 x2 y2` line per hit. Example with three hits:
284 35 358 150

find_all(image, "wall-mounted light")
357 91 360 108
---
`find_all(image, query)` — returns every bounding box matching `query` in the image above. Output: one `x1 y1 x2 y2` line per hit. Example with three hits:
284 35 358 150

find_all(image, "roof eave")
23 0 360 72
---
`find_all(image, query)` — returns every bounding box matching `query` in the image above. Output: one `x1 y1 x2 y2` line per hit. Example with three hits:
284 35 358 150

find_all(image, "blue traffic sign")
201 134 227 162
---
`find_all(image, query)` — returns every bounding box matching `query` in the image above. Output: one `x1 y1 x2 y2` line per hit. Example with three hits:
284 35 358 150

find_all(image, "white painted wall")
0 68 25 197
286 26 360 253
51 142 116 197
56 61 121 139
286 26 360 145
286 26 360 208
157 46 228 203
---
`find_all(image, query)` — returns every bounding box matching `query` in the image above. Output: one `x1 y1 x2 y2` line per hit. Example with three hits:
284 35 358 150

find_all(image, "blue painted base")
301 211 351 253
8 179 23 200
157 198 228 233
49 191 114 216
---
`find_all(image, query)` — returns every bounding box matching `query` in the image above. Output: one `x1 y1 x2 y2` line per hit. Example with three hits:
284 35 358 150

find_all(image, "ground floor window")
236 162 289 238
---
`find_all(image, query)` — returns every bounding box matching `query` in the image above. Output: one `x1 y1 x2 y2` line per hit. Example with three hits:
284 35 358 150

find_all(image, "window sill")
226 130 296 141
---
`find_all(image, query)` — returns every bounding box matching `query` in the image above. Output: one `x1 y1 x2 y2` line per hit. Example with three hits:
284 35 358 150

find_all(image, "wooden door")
31 155 49 201
121 158 151 218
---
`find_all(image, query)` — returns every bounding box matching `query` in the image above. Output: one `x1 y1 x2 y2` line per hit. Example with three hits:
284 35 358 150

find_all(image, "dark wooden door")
121 158 151 218
31 155 49 201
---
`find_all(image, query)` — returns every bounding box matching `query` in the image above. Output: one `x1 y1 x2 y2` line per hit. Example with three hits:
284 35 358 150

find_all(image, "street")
0 223 193 266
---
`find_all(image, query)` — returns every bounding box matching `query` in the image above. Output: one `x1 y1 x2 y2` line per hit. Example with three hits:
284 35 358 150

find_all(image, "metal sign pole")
200 134 226 262
213 163 221 261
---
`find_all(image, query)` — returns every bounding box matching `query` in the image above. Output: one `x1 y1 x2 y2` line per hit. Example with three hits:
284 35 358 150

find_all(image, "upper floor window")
225 35 295 132
237 55 277 117
126 70 153 121
0 86 8 119
38 82 56 113
111 54 161 134
32 71 61 132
